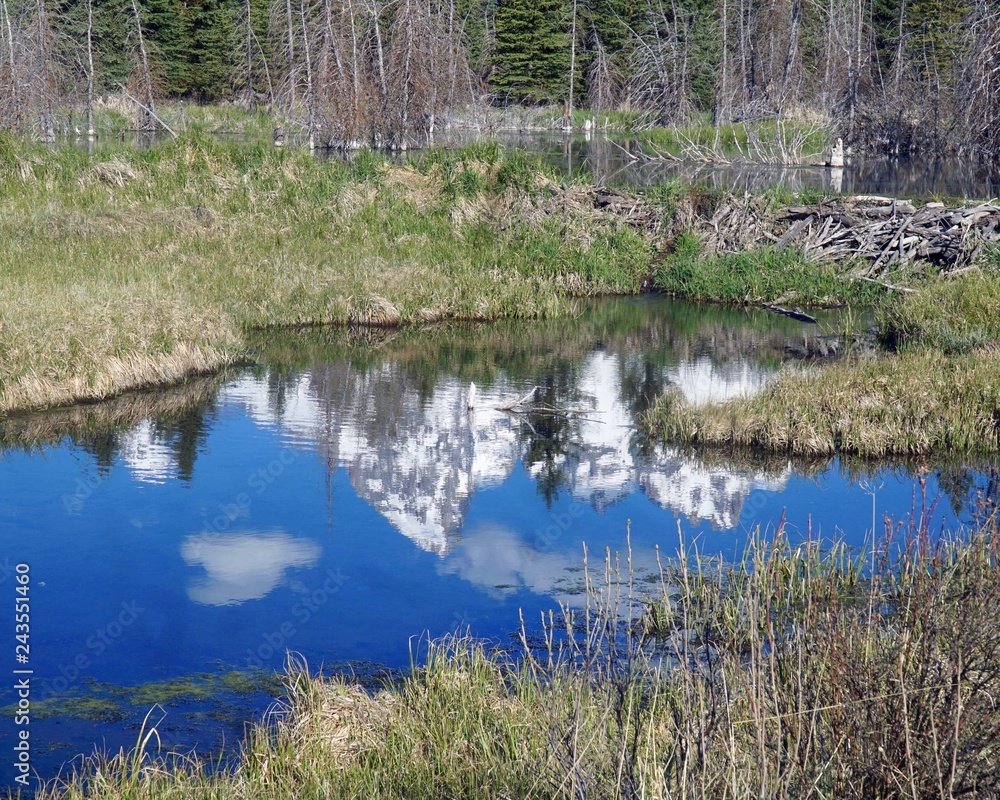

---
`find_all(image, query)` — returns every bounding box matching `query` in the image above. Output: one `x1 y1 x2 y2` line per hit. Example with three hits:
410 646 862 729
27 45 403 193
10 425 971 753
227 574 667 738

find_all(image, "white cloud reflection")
181 530 321 606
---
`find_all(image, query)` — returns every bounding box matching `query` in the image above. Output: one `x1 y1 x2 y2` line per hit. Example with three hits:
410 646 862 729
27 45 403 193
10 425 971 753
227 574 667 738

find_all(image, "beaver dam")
588 186 1000 279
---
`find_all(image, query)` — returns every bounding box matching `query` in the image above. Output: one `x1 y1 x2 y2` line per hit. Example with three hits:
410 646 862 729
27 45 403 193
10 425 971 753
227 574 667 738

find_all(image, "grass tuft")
37 516 1000 800
644 348 1000 456
880 269 1000 352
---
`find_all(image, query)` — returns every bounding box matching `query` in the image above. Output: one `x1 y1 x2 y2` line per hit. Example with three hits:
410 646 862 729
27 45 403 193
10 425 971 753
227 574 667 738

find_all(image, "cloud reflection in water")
181 530 321 606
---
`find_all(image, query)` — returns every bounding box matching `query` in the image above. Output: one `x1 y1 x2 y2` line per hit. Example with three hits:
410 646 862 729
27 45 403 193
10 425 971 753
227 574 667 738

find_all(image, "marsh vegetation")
37 510 1000 800
0 137 653 412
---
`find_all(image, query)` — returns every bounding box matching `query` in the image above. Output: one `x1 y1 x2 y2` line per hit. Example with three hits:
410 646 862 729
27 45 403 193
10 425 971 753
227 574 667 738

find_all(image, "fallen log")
764 304 819 323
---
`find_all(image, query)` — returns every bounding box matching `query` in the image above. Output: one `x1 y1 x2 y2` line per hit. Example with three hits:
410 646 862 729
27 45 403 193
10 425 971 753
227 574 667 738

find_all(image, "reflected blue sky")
0 297 993 789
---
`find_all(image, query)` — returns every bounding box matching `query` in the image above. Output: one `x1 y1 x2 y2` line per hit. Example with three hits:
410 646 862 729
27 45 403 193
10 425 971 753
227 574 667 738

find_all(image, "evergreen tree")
92 0 132 90
185 0 234 99
142 0 192 93
906 0 971 79
491 0 571 103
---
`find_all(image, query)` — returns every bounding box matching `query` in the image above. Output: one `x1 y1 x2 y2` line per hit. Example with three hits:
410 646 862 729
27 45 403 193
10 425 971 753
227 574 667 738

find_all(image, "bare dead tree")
777 0 800 114
233 0 274 107
33 0 53 136
955 0 1000 158
297 0 317 145
0 0 23 127
567 0 577 119
586 30 617 112
268 0 474 149
129 0 156 130
622 0 696 126
84 0 93 135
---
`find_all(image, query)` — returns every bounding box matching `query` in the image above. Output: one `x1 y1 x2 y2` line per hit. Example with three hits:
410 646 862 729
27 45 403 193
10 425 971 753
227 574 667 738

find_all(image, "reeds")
38 510 1000 799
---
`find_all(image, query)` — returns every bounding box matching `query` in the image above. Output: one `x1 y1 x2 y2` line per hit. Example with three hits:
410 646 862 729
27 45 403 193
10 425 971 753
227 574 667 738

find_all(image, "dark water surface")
439 130 1000 199
0 297 994 790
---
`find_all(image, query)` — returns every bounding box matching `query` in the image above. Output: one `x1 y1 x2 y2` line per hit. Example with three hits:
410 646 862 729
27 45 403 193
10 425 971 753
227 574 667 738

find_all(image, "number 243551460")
15 564 29 659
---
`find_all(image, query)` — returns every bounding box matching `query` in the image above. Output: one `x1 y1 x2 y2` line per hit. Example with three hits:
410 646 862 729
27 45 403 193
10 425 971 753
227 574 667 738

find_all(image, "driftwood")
764 304 819 323
497 387 594 418
695 194 1000 275
497 386 538 411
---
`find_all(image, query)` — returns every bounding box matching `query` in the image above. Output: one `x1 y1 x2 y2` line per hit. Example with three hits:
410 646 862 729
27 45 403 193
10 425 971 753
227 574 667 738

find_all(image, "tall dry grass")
0 137 653 414
38 506 1000 800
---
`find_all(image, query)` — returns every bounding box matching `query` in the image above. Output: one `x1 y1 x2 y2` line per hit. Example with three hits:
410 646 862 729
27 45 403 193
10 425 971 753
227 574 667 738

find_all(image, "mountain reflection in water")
88 298 831 558
2 296 996 790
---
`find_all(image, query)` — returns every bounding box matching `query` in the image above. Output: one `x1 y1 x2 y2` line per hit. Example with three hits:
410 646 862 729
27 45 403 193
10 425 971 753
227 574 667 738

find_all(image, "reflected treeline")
483 133 1000 199
0 375 227 482
249 297 848 386
5 299 994 543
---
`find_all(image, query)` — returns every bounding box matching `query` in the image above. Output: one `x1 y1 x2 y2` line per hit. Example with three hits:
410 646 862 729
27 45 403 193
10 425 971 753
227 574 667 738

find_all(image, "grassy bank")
644 347 1000 457
0 136 652 413
652 230 886 306
645 265 1000 457
879 267 1000 352
38 519 1000 799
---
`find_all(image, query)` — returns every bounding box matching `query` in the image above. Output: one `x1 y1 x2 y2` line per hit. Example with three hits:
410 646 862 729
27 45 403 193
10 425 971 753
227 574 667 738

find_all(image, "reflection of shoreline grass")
39 520 1000 799
0 374 226 450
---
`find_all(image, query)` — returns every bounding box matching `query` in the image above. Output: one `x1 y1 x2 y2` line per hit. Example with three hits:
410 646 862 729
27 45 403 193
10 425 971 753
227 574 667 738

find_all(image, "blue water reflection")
0 297 993 789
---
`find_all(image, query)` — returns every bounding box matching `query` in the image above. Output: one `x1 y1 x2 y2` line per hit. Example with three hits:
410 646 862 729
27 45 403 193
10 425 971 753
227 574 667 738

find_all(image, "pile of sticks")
700 194 1000 276
592 187 665 234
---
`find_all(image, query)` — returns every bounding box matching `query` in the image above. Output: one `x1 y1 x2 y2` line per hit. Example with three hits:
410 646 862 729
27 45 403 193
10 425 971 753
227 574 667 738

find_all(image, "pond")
437 130 1000 199
0 296 994 790
114 127 1000 199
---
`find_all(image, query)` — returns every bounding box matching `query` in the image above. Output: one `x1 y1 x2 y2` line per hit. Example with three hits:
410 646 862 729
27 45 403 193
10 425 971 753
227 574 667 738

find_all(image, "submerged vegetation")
38 515 1000 800
0 671 283 724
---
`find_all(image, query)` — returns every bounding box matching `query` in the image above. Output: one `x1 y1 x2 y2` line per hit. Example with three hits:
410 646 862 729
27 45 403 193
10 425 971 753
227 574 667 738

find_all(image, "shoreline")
2 136 999 461
36 525 1000 800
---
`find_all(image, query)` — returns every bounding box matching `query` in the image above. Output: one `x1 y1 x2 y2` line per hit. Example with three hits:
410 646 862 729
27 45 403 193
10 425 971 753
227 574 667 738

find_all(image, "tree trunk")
131 0 156 130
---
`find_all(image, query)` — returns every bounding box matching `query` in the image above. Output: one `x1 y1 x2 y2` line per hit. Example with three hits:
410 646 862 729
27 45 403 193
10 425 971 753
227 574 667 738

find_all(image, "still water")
439 130 1000 199
0 297 994 790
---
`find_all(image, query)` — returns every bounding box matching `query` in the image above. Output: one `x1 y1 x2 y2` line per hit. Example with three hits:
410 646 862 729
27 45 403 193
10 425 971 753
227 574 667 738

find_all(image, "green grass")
644 347 1000 456
653 231 887 306
0 136 653 412
36 521 1000 799
880 268 1000 351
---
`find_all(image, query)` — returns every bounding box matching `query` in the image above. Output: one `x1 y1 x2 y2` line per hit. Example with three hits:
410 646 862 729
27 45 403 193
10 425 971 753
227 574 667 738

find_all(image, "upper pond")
438 131 1000 199
0 296 995 789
